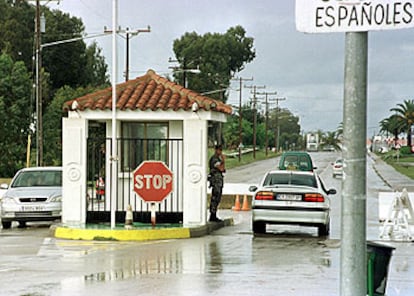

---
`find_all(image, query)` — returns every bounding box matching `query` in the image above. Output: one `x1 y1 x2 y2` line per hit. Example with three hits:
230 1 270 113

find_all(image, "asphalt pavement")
219 152 414 295
2 152 413 295
51 151 413 295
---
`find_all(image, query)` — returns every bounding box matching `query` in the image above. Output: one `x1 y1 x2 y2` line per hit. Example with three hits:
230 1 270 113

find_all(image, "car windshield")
263 172 317 188
11 170 62 188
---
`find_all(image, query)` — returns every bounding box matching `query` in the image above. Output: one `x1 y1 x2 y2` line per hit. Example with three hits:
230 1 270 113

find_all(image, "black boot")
209 213 222 222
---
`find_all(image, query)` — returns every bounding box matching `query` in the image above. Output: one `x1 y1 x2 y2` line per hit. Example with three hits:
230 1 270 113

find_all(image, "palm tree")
320 131 342 151
390 99 414 147
379 114 404 145
336 122 343 138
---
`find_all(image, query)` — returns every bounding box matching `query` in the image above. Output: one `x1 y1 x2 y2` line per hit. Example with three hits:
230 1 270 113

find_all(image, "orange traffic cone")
241 194 250 211
233 195 241 211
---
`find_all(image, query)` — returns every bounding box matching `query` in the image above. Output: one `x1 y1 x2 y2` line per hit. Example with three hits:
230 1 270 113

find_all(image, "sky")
46 0 414 134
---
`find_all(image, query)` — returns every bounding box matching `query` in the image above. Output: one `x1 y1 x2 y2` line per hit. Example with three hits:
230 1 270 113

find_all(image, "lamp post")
33 32 111 166
169 65 201 88
168 57 201 88
110 0 118 229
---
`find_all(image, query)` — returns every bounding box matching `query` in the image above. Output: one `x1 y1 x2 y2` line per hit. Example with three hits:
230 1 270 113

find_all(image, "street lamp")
170 67 201 88
33 32 111 166
168 58 201 88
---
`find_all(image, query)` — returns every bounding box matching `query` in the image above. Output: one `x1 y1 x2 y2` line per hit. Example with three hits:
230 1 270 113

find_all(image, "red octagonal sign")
133 161 173 203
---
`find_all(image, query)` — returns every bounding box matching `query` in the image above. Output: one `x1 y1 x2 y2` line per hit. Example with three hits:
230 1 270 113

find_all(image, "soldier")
208 144 226 222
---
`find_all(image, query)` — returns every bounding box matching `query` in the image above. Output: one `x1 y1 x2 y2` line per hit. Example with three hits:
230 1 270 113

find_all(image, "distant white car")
250 170 336 236
332 158 343 178
1 167 62 229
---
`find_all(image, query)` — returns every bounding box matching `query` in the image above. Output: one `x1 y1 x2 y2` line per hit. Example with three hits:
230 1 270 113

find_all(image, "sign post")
133 161 173 227
296 1 414 295
341 31 368 296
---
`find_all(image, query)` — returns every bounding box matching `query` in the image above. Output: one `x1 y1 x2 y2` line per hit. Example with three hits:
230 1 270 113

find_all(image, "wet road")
0 152 413 295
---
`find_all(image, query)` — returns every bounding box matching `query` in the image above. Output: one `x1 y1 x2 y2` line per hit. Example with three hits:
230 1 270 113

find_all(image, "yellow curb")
54 227 191 241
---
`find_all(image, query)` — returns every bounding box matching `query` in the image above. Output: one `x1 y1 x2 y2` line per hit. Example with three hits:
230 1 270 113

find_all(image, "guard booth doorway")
86 121 183 224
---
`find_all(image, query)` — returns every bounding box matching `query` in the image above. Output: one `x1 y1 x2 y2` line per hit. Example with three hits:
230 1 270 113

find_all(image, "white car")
332 158 343 178
250 170 336 236
1 167 62 229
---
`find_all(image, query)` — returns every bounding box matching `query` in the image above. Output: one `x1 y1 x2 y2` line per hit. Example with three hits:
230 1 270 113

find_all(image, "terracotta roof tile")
64 69 232 115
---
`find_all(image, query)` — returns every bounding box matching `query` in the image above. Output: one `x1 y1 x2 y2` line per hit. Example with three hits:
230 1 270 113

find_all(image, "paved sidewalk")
368 152 414 295
369 152 414 191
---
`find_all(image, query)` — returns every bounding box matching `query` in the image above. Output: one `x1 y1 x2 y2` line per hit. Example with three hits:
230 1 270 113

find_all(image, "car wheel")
253 221 266 234
18 221 27 228
2 221 12 229
318 223 330 237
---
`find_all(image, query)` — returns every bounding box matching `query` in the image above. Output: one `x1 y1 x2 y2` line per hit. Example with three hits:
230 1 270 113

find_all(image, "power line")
104 26 151 81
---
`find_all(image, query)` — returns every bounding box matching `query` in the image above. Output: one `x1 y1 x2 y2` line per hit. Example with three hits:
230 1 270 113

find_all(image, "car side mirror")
0 183 8 190
248 185 258 192
328 188 337 195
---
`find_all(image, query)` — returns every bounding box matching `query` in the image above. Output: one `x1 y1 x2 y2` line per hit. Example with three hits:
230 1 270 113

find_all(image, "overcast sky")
47 0 414 134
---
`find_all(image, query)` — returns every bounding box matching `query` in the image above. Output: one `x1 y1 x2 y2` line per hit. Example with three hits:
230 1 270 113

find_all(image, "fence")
86 137 183 224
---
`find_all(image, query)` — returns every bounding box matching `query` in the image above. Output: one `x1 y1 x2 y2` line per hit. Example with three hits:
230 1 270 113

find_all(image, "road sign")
133 161 173 203
296 0 414 33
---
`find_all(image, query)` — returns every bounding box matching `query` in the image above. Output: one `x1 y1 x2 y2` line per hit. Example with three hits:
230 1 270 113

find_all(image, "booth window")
121 122 168 171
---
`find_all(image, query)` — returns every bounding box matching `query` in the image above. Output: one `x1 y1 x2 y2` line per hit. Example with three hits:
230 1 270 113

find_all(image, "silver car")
1 167 62 229
250 170 336 236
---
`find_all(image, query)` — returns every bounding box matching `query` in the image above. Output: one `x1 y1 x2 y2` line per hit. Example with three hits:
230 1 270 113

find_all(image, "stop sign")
133 161 173 202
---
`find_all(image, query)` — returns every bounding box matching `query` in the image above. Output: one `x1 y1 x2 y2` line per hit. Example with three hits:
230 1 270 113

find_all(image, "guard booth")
61 69 231 227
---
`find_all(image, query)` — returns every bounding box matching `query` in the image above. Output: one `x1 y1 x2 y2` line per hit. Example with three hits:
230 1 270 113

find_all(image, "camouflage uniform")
209 153 224 221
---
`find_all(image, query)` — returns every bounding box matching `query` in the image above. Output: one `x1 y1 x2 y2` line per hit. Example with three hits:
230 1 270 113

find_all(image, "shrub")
399 146 412 156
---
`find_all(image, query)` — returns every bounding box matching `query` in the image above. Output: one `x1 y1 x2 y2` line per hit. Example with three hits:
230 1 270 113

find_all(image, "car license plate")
21 205 45 211
276 194 302 201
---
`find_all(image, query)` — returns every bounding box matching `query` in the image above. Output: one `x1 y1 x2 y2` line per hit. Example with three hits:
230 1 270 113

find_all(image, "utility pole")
104 26 151 81
31 0 57 167
35 0 42 166
231 76 253 161
257 91 277 156
273 97 286 153
245 85 265 159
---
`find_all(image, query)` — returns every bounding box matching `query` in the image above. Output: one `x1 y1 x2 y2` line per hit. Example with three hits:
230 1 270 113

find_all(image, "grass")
380 151 414 180
0 178 11 185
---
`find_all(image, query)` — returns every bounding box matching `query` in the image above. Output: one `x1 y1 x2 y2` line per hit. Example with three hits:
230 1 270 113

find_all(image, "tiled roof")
64 69 232 115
